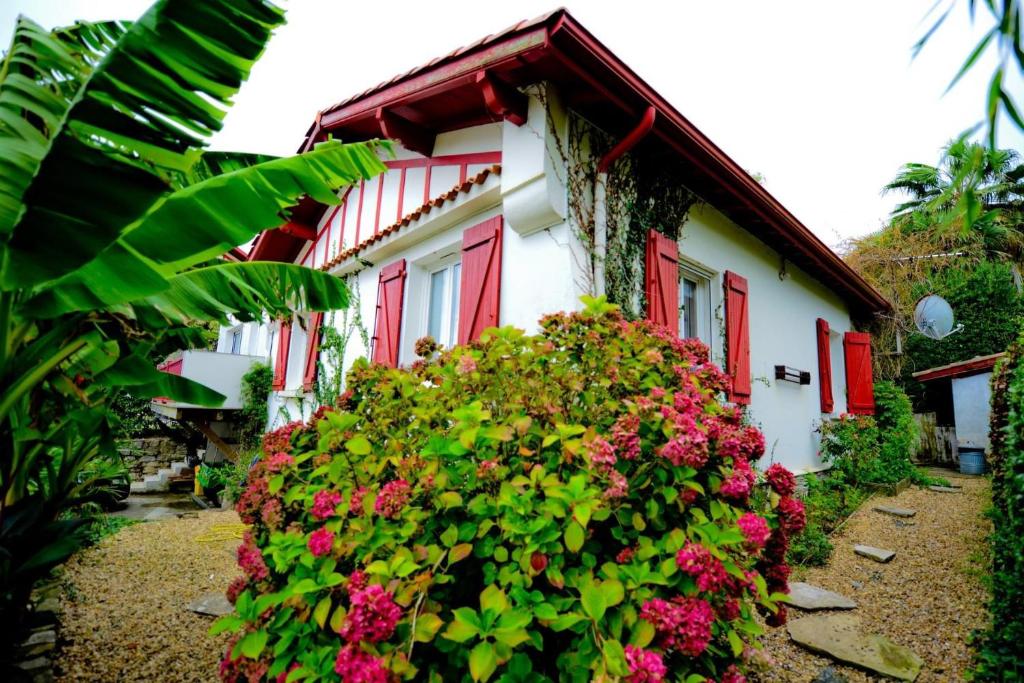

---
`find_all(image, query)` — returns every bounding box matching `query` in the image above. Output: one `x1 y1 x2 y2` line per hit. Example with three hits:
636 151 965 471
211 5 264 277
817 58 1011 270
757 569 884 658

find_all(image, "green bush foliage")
971 337 1024 680
238 364 274 454
786 474 868 567
817 414 880 487
215 300 803 682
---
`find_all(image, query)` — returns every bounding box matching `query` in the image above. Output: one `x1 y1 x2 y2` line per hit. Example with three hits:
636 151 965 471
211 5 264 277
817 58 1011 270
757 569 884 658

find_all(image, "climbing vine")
314 274 369 407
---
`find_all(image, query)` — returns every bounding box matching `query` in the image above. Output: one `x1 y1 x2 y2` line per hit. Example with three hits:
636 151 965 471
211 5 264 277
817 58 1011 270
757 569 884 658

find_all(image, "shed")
913 353 1004 458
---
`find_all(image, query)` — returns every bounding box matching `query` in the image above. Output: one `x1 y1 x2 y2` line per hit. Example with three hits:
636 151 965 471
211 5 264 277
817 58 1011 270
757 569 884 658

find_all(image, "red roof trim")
912 353 1005 382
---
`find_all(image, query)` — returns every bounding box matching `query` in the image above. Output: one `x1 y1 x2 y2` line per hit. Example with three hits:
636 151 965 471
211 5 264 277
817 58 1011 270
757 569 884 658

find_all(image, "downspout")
593 106 656 297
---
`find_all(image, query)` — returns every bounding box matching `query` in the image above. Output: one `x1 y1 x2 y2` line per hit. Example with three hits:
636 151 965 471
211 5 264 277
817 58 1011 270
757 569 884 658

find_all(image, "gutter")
594 107 657 295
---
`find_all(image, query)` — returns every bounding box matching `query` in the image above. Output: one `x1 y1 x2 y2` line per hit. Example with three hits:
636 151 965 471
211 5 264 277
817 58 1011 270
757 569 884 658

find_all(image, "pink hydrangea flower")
764 463 796 496
650 386 666 399
616 547 635 564
334 643 389 683
612 415 642 460
639 596 714 656
260 498 283 529
720 664 748 683
349 486 368 516
624 645 667 682
660 433 709 468
308 527 335 557
225 576 248 605
312 490 343 520
347 570 368 594
777 496 807 534
605 470 629 500
737 513 771 549
339 584 402 643
717 598 741 621
237 534 268 581
588 437 617 472
457 354 477 375
374 479 412 519
476 459 498 478
265 451 295 473
719 473 752 501
675 542 727 592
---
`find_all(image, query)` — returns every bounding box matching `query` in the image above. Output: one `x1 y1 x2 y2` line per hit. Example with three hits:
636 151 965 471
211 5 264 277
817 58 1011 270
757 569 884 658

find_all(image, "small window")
230 329 242 355
679 264 713 346
427 261 461 348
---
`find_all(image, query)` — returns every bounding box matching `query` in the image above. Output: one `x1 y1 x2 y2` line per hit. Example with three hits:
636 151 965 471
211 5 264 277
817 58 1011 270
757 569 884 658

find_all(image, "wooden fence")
913 412 958 464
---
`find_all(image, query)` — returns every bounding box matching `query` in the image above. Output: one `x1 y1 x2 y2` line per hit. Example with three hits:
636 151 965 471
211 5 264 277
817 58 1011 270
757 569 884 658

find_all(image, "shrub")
865 381 919 485
238 364 274 454
971 336 1024 680
818 414 880 486
214 299 800 682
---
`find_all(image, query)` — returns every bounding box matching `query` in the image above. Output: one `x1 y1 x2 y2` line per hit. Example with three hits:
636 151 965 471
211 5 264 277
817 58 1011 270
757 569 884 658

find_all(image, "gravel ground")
56 509 243 683
753 472 991 682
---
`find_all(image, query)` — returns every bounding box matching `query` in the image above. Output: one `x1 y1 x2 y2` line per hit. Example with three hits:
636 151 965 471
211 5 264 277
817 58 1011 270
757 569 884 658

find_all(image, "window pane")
231 330 242 354
682 279 697 338
429 270 446 342
450 263 461 345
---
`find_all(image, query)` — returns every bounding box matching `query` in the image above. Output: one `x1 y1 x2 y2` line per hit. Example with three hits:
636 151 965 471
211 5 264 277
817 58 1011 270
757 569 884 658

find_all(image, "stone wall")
119 437 187 481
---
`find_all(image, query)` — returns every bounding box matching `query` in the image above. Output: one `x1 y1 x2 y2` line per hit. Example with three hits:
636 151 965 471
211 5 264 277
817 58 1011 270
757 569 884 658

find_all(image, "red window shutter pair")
271 319 292 391
302 312 324 391
724 271 751 405
458 216 503 344
370 217 503 367
644 229 680 331
843 331 875 414
372 260 407 367
816 318 835 413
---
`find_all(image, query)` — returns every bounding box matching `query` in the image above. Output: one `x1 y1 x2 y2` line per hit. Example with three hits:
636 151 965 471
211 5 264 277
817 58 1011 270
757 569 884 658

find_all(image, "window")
427 261 461 348
230 329 242 355
679 263 713 346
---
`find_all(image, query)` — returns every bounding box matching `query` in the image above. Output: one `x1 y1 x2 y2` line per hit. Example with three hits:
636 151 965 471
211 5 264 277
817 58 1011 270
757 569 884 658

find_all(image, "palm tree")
0 0 388 633
883 134 1024 258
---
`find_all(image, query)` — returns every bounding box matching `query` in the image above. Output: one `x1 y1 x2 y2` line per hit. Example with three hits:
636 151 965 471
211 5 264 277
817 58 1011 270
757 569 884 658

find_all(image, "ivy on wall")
314 273 369 407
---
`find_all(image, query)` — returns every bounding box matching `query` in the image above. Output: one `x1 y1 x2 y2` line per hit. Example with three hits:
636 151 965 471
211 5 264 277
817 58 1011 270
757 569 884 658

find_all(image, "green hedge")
972 336 1024 680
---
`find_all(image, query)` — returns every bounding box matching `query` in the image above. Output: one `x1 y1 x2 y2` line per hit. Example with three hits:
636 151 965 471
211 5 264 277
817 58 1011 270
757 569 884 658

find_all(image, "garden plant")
214 298 804 683
0 0 386 640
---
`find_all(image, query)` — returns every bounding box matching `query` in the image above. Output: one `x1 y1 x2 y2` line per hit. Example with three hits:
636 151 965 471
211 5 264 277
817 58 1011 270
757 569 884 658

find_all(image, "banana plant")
0 0 388 632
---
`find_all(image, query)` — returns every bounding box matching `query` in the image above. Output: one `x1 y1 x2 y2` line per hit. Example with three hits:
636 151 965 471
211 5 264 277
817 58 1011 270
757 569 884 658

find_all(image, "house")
912 352 1004 466
218 9 890 474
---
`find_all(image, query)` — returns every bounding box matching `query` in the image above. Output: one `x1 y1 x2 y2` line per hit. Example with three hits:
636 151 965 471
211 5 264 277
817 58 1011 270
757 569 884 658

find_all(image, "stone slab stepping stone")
874 505 916 518
854 545 896 563
142 506 180 521
928 485 960 493
788 613 924 681
188 591 233 617
787 582 857 611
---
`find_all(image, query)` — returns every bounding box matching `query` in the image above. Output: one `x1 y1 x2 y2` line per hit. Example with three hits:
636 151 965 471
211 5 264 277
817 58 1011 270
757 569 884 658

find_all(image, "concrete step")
170 461 190 475
143 473 169 493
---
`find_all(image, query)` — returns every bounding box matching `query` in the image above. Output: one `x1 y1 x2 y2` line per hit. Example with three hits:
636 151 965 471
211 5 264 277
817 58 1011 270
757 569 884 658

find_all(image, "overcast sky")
3 0 1022 246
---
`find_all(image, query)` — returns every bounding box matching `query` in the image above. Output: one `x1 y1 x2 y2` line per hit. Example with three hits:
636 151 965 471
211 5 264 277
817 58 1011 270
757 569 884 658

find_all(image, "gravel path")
56 509 243 682
754 472 991 682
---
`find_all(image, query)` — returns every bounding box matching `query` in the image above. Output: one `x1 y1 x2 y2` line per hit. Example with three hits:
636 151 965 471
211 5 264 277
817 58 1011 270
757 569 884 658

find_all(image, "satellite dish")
913 294 963 340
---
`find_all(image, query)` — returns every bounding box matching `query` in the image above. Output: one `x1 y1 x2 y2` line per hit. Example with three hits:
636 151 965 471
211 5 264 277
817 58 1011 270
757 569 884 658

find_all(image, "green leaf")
564 521 585 553
727 629 744 657
580 585 606 621
290 578 319 594
313 596 331 629
603 579 624 607
549 613 586 631
469 642 498 682
601 639 629 677
442 608 481 643
414 613 444 643
628 620 655 648
238 630 268 659
480 585 509 613
448 543 473 564
441 524 458 548
438 491 463 509
345 436 372 455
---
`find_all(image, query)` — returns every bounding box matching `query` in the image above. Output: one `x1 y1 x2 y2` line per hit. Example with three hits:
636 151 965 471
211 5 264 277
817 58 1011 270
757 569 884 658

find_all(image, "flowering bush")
214 298 800 682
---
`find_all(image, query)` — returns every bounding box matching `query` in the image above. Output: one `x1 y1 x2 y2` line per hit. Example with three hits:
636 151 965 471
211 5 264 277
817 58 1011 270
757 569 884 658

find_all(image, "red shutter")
645 229 679 332
458 216 503 344
271 319 292 391
372 259 406 367
844 331 875 414
816 318 835 413
302 312 324 392
724 271 751 405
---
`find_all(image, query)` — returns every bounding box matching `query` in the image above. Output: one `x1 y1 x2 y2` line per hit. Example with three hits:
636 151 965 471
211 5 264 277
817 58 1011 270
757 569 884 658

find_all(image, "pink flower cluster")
720 664 748 683
612 414 641 460
737 513 771 550
265 451 295 474
457 354 477 374
237 534 268 581
660 432 709 468
605 470 629 500
640 596 715 656
720 458 757 502
308 527 334 557
225 576 248 605
777 496 806 534
624 645 667 682
374 479 412 519
260 498 283 529
339 584 402 643
764 463 796 496
236 476 269 526
588 437 617 472
476 459 498 478
349 486 368 515
261 420 301 456
333 643 389 683
312 490 343 520
675 542 727 592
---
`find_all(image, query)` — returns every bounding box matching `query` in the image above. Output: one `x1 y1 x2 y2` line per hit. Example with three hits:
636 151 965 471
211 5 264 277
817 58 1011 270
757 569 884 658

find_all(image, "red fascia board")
912 353 1004 382
319 26 550 130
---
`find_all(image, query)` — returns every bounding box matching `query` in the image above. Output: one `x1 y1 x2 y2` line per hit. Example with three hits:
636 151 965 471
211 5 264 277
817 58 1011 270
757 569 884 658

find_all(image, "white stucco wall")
678 204 854 473
951 372 993 450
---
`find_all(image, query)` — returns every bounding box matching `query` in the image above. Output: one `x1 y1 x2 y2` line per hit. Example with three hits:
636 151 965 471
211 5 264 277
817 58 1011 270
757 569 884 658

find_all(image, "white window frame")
403 242 463 363
426 259 462 350
679 258 715 348
229 328 243 355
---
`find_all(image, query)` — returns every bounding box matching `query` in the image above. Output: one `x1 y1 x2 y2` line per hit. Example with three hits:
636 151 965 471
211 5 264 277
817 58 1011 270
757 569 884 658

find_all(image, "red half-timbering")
724 271 751 405
843 331 875 415
815 318 834 413
644 229 679 332
302 312 324 391
272 319 292 391
458 216 503 344
372 260 407 367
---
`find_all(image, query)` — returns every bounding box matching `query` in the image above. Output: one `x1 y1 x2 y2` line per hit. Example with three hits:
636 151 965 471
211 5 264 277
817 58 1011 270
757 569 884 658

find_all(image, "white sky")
3 0 1022 246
